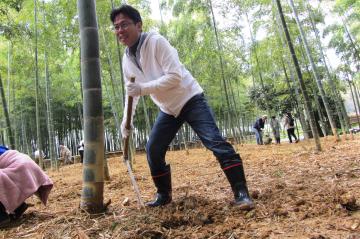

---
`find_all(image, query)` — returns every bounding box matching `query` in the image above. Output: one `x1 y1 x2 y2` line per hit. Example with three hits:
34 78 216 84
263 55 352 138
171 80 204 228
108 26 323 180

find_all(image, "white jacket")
122 32 203 118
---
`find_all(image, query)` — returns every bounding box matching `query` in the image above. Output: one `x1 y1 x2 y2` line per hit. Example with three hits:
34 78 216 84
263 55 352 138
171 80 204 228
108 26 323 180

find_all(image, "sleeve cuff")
140 81 156 95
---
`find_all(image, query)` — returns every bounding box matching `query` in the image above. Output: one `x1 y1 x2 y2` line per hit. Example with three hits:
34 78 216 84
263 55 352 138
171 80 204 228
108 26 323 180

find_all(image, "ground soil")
1 136 360 239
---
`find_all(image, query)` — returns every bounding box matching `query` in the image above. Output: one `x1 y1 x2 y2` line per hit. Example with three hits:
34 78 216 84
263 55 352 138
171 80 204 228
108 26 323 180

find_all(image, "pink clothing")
0 150 53 213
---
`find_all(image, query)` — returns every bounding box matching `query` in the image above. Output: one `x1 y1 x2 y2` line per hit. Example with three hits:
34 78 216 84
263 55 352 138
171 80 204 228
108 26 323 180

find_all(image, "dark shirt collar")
129 35 141 56
126 32 148 57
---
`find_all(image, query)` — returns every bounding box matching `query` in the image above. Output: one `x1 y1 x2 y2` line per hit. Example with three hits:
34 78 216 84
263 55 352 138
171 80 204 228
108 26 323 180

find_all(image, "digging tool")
123 76 144 207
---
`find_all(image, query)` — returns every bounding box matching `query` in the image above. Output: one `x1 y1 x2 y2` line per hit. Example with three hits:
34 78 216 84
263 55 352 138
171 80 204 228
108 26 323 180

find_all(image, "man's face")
113 13 142 47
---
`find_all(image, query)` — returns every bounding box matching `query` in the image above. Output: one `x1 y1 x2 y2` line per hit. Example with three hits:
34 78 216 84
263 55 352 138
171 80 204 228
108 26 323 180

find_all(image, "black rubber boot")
146 165 172 207
10 202 28 220
222 156 254 210
0 203 10 228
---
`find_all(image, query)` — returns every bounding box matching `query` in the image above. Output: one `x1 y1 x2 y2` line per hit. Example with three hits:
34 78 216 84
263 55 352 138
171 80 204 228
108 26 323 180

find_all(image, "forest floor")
1 135 360 239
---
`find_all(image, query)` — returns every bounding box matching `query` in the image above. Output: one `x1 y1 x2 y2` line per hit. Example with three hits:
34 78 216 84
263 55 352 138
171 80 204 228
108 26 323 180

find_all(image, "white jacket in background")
122 31 203 117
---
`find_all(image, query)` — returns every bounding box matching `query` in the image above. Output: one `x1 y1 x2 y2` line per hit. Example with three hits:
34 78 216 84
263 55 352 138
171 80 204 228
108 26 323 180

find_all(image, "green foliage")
0 0 23 15
0 0 29 39
0 0 358 149
248 83 288 112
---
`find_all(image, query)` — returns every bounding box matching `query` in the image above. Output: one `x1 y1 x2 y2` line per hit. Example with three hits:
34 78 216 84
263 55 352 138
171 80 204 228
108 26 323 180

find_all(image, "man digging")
111 4 254 210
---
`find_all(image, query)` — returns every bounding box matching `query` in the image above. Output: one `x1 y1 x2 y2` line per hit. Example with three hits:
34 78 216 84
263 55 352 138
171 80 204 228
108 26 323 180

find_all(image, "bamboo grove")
0 0 359 160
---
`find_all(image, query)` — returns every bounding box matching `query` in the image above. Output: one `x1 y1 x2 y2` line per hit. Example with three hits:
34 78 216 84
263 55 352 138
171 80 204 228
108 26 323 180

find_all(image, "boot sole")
11 203 29 220
232 202 255 211
0 218 11 229
145 199 172 207
145 201 172 207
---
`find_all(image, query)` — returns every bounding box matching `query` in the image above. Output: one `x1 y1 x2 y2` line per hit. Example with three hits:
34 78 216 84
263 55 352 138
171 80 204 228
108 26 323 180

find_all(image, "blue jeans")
146 93 239 175
0 145 8 156
253 128 263 145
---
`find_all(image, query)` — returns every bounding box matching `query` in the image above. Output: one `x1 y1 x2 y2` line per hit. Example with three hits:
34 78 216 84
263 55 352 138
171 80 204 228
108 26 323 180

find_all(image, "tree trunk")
325 57 352 133
297 43 329 136
227 76 244 143
103 76 122 151
352 82 360 117
208 0 238 145
341 17 360 71
312 89 328 137
245 12 265 89
306 2 348 137
346 79 360 128
21 111 31 155
140 97 151 139
43 0 58 170
11 52 17 149
45 45 58 170
289 0 339 141
101 29 123 147
0 73 15 149
273 6 310 139
281 58 308 139
275 0 321 151
101 29 123 121
34 0 44 165
78 0 105 213
350 80 360 128
7 42 11 119
110 0 125 106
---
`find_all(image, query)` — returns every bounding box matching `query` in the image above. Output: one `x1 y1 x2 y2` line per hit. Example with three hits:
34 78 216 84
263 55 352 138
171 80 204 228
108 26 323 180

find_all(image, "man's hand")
121 118 133 138
126 81 142 97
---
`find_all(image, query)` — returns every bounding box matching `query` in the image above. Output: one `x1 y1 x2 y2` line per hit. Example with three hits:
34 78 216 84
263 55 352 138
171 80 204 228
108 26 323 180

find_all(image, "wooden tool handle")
123 77 135 160
125 77 135 130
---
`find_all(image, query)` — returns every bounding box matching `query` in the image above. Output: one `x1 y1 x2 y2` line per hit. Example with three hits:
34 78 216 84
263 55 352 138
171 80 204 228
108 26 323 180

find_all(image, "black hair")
110 4 142 24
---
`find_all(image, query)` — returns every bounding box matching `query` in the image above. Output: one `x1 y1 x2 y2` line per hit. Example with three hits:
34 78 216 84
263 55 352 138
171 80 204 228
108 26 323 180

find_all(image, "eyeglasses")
113 21 134 31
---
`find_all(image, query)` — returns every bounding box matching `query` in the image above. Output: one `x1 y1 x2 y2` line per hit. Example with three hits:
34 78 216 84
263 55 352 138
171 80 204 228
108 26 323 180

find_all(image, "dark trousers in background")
287 128 297 143
275 137 281 144
79 151 84 163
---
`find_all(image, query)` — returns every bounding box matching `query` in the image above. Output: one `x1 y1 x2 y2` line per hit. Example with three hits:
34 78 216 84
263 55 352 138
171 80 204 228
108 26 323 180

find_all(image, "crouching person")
0 145 53 228
59 145 72 164
263 134 273 145
33 149 45 164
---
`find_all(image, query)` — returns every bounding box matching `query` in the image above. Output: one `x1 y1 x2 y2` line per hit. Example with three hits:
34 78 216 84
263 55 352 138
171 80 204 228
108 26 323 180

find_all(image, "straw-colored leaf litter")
1 136 360 238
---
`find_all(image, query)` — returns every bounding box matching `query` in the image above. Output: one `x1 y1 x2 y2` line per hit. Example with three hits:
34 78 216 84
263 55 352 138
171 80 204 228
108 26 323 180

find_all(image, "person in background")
283 112 299 143
59 145 72 164
77 140 84 163
0 145 53 228
263 134 272 145
34 149 45 164
270 116 281 144
110 4 254 210
253 115 267 145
